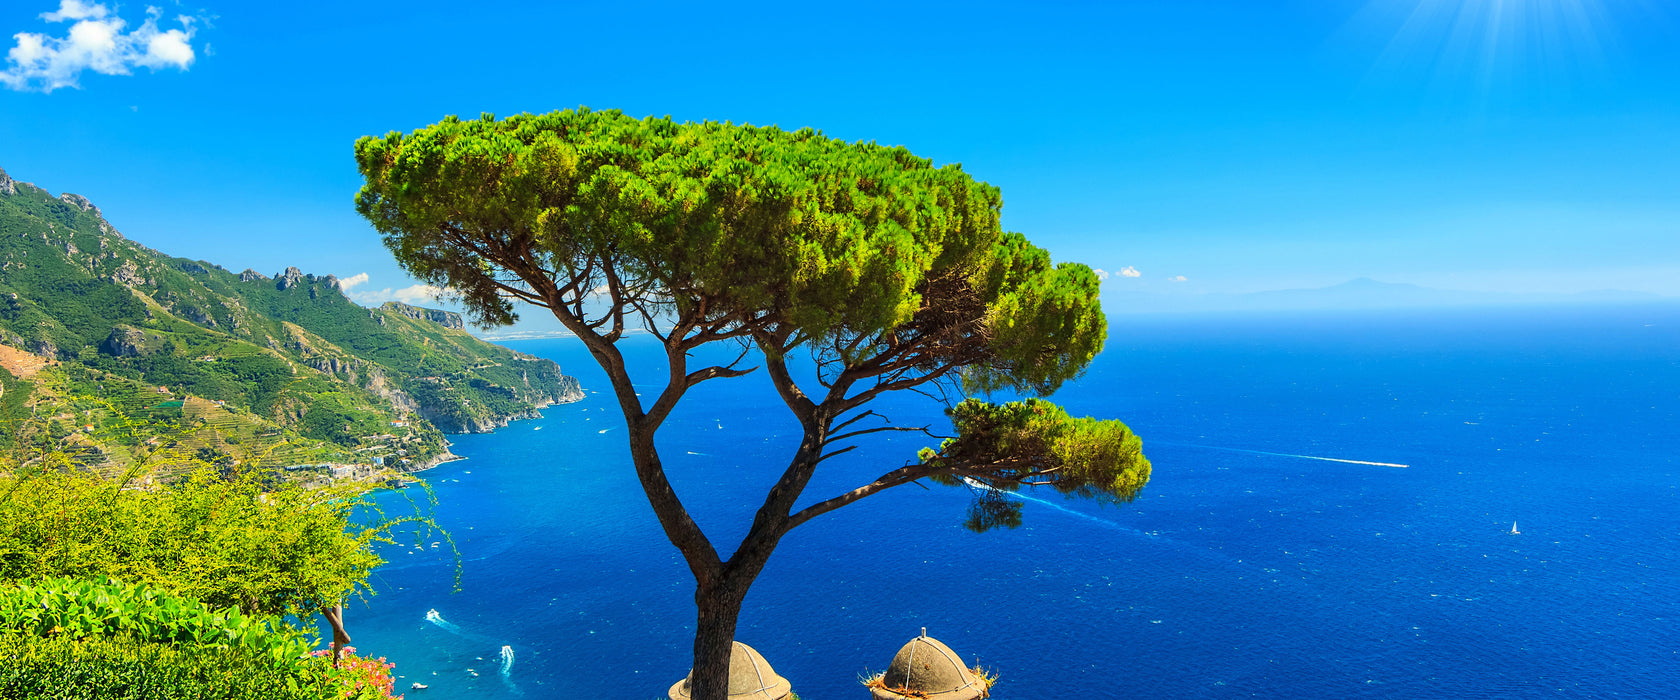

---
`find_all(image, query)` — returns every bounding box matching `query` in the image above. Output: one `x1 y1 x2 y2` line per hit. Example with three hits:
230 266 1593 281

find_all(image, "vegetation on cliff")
0 167 581 476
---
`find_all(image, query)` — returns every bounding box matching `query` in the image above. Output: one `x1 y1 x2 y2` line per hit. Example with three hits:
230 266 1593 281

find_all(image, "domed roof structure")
870 632 989 700
668 641 793 700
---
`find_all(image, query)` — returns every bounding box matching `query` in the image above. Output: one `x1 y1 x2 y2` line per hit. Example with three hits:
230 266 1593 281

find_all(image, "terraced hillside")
0 166 581 477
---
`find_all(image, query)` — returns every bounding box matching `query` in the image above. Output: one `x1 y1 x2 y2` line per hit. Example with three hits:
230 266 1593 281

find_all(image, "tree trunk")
322 603 350 669
688 582 746 700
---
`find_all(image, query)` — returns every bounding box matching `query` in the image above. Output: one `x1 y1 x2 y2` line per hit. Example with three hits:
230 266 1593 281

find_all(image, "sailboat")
1509 520 1520 535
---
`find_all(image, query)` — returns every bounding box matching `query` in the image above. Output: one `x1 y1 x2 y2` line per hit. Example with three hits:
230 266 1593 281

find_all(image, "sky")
1 0 1676 330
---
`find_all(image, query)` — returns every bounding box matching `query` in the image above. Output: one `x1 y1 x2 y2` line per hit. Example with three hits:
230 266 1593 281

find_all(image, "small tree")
354 108 1151 700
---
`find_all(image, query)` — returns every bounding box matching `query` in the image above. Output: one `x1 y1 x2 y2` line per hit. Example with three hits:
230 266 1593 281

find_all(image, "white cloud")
346 282 450 307
1120 266 1141 278
2 2 201 92
41 0 107 22
388 284 447 305
338 272 370 291
1092 268 1110 281
1170 275 1188 282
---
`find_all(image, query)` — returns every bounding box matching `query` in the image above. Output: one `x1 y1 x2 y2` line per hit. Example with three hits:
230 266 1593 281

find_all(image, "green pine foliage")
356 107 1148 699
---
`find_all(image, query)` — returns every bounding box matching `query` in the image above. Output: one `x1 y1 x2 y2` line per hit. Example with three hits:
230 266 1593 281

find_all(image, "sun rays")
1340 0 1629 98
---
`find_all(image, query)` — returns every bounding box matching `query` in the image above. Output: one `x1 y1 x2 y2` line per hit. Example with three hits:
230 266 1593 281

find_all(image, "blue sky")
1 0 1676 326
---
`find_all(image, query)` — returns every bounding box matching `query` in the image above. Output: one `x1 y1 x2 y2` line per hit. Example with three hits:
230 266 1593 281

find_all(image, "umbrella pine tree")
354 108 1151 700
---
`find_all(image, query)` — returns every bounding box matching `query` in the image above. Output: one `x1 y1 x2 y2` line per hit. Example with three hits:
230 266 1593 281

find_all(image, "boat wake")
424 609 495 643
961 478 1132 532
500 645 522 694
1155 441 1409 468
424 609 464 634
427 610 522 692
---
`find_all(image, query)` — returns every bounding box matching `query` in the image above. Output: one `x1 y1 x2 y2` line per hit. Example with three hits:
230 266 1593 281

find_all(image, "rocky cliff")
382 301 465 330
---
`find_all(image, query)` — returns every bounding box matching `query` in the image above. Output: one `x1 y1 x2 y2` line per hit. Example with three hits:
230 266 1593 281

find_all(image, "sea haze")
350 303 1680 699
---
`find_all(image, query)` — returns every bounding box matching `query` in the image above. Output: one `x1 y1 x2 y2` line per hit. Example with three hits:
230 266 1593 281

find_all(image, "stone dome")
871 633 988 700
668 641 793 700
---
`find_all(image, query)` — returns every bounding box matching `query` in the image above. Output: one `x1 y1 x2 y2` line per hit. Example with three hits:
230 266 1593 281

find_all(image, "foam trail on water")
500 645 523 694
962 478 1127 531
424 609 464 634
1155 441 1409 468
423 609 497 643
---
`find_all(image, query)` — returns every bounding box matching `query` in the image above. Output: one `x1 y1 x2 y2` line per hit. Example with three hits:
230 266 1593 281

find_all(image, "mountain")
1107 277 1669 314
0 166 581 477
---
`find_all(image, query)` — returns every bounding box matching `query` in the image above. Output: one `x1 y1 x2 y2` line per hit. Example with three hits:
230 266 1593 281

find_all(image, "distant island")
0 165 581 478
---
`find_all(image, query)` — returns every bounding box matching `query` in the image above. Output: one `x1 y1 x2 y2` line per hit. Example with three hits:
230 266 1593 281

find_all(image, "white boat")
410 682 428 690
1510 521 1520 535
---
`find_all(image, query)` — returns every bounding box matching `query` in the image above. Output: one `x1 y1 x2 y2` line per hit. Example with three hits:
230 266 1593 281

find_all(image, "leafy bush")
0 632 401 700
0 579 402 699
0 468 389 619
0 632 323 700
0 577 313 667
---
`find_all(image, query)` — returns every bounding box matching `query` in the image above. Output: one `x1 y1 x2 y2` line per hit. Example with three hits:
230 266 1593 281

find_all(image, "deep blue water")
349 304 1680 699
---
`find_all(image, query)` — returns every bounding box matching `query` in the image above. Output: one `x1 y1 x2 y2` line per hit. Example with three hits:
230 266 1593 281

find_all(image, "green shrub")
0 577 313 668
0 469 391 619
0 579 399 700
0 632 380 700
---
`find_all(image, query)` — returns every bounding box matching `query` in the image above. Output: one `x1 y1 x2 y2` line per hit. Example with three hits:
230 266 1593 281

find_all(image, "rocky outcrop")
420 406 545 435
365 369 419 414
276 266 305 290
178 261 209 275
382 302 464 330
110 259 143 286
239 269 266 282
59 193 99 217
176 304 217 327
545 373 585 404
0 168 14 196
101 326 156 357
409 448 465 472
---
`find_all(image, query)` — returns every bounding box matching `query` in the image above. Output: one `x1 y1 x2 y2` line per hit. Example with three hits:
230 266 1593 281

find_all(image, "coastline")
408 446 466 473
404 386 584 473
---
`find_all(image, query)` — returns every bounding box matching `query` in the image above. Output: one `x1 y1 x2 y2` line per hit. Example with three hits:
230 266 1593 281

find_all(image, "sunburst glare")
1341 0 1628 96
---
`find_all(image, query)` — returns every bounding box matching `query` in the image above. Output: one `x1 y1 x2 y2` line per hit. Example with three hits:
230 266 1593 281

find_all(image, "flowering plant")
315 647 403 700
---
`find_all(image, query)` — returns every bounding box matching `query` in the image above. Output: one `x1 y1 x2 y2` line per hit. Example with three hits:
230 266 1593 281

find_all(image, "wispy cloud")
1120 266 1141 278
1169 275 1188 282
2 1 201 93
1092 268 1110 281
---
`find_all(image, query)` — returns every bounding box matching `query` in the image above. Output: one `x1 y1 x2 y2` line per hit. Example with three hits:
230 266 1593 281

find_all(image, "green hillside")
0 166 581 478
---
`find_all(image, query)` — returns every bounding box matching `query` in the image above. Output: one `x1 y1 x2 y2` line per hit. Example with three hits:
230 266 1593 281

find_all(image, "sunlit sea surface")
350 304 1680 699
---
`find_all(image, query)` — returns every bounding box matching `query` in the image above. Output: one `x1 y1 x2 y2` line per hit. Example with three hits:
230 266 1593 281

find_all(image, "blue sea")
350 304 1680 699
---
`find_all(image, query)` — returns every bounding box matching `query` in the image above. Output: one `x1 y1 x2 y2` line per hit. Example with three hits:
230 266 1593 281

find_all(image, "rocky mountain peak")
0 167 13 196
239 268 267 282
276 266 306 290
59 193 99 216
